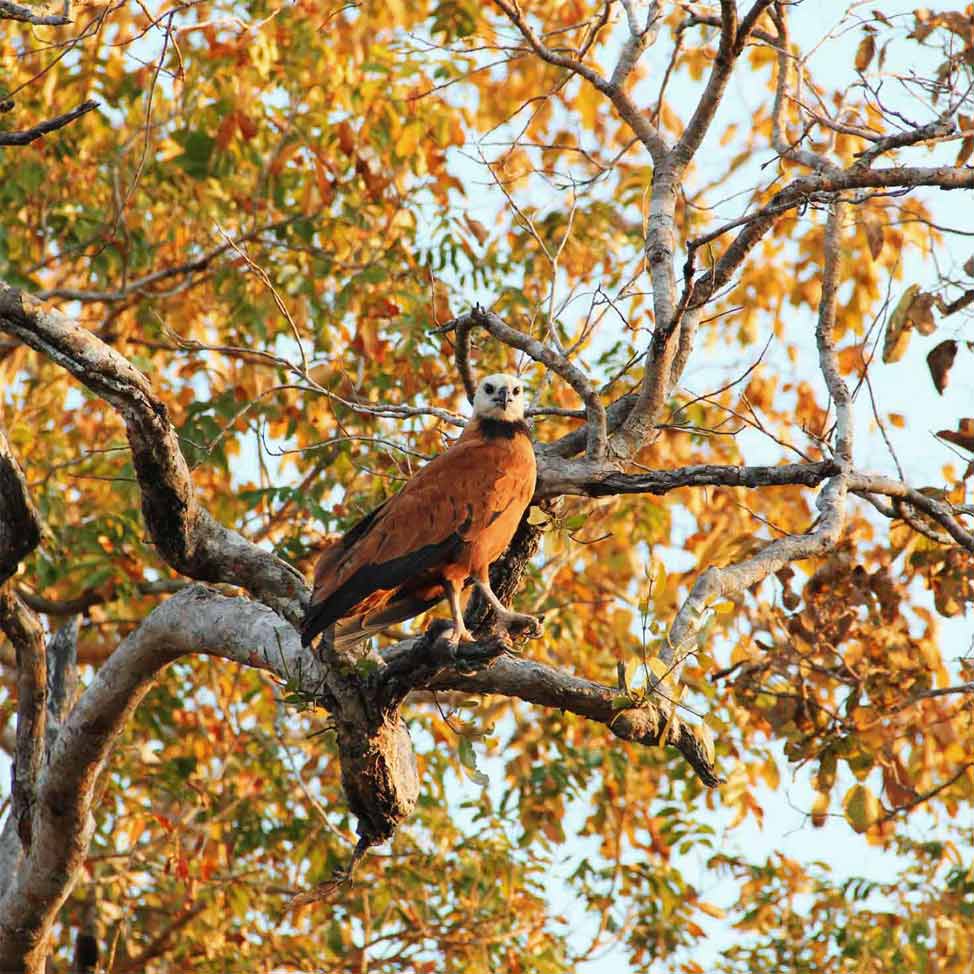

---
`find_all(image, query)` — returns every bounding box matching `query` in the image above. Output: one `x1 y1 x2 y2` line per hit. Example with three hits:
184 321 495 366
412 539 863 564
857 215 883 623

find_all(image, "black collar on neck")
478 417 530 440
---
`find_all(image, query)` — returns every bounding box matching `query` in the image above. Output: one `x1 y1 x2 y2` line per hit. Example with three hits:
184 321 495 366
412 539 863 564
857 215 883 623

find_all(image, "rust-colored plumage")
302 374 541 650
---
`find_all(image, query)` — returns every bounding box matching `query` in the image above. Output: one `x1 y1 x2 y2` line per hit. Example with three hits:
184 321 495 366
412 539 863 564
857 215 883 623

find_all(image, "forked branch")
662 201 852 674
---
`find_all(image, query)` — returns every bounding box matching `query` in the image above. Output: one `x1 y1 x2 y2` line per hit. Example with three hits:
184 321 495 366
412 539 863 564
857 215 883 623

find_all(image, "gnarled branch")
0 0 69 26
0 590 46 855
0 426 45 863
0 583 719 972
0 283 307 623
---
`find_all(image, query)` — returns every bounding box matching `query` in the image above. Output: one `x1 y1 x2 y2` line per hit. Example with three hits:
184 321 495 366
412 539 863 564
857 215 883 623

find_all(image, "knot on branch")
378 620 511 712
329 620 511 852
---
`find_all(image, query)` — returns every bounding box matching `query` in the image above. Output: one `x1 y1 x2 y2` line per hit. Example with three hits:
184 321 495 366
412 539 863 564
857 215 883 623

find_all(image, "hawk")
301 373 542 651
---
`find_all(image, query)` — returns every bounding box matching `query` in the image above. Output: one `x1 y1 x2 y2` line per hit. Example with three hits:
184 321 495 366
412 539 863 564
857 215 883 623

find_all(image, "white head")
472 373 526 422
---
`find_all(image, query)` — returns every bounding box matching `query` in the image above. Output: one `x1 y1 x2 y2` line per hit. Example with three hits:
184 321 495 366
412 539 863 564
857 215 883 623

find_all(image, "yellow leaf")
811 791 829 828
854 34 876 72
660 702 678 745
843 783 881 833
694 721 716 765
646 657 671 682
882 284 919 363
697 900 726 920
395 123 423 160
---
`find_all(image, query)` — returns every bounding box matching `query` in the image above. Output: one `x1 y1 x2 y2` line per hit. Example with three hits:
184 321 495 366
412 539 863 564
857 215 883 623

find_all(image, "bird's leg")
443 579 475 648
473 577 544 638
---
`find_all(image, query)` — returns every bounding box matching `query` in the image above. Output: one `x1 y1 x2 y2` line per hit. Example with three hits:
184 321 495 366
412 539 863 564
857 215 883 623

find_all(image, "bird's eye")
513 386 521 395
485 383 494 393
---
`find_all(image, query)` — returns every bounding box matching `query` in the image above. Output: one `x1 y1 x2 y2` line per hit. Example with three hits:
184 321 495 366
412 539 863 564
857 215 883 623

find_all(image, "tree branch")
770 3 836 173
0 425 45 858
848 474 974 552
540 389 638 460
0 428 40 586
44 617 78 756
34 217 300 303
490 0 669 161
0 590 46 854
0 100 97 147
854 119 957 169
0 586 311 974
17 579 187 617
539 459 838 499
687 165 974 313
0 583 718 972
672 0 740 168
610 1 661 90
0 283 307 623
662 202 852 674
0 0 70 26
424 654 721 786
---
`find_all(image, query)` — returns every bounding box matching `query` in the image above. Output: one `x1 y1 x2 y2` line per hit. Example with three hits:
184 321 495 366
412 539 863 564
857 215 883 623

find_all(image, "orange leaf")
882 759 917 807
463 214 489 246
215 112 237 150
863 215 884 260
957 137 974 167
237 112 258 141
838 343 866 374
336 120 355 155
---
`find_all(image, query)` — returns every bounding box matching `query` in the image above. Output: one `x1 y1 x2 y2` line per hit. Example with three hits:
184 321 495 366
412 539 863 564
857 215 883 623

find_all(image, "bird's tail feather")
330 593 445 652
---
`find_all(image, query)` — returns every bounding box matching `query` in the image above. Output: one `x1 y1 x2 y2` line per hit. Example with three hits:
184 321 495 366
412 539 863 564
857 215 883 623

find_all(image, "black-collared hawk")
301 374 542 651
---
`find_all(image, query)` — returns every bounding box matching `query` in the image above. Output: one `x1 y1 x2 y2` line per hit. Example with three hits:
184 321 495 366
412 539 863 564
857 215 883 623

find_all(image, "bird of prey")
301 373 542 651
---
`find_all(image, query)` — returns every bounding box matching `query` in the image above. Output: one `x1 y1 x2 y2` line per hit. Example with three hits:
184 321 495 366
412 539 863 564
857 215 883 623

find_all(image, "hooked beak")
493 389 511 409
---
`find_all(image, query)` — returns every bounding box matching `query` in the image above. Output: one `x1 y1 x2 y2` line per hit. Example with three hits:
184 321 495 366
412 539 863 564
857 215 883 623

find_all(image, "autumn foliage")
1 1 974 972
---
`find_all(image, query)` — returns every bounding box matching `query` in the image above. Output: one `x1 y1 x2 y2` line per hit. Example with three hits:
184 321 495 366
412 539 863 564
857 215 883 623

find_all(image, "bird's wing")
301 436 517 646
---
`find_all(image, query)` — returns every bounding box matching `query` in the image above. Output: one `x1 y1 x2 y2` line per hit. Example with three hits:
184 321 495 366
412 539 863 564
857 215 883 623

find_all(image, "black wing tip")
301 604 331 648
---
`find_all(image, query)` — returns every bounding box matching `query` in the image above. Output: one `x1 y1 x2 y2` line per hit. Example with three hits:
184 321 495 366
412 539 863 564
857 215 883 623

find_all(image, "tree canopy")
1 1 973 972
